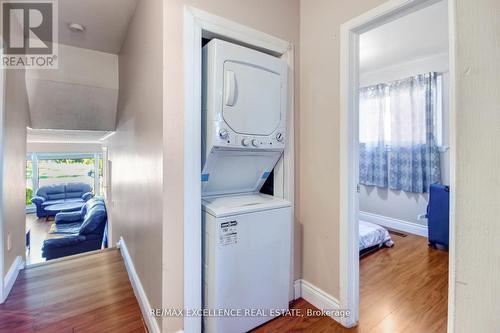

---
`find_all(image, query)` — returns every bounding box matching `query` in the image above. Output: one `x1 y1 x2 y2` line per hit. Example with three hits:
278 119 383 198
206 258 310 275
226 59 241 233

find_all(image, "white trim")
296 279 345 325
359 211 428 237
1 256 24 303
183 7 295 333
293 279 301 300
446 0 457 331
0 46 5 303
339 0 455 329
117 238 160 333
185 7 289 55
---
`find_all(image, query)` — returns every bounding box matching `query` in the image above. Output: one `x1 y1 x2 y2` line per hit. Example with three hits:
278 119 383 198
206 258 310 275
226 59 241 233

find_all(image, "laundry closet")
200 39 291 333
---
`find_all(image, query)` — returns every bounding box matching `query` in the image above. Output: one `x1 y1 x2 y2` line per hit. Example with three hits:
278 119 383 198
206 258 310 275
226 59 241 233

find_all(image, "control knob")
241 138 250 146
218 128 228 139
276 132 284 142
251 139 260 147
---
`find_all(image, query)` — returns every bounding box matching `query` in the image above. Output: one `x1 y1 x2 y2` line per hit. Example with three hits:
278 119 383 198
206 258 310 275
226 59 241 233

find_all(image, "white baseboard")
118 237 161 333
295 279 350 326
2 256 24 303
293 279 301 300
359 211 428 237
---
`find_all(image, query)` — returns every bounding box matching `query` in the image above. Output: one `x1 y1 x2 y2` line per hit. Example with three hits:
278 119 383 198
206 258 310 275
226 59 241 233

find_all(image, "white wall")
25 45 119 131
103 0 163 329
453 0 500 331
359 54 450 226
3 69 30 277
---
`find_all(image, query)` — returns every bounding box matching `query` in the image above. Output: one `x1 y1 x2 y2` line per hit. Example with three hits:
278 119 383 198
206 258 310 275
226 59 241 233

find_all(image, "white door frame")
339 0 456 328
0 49 5 303
183 7 295 333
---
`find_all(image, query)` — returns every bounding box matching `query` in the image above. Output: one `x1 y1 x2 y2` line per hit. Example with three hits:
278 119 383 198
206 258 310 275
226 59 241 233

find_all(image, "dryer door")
222 61 282 136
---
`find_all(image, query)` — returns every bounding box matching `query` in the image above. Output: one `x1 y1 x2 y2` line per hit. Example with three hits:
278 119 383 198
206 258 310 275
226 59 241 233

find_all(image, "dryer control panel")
213 120 286 150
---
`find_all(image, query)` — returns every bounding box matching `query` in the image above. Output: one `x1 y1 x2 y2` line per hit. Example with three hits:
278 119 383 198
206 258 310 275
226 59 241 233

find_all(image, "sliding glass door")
26 153 103 211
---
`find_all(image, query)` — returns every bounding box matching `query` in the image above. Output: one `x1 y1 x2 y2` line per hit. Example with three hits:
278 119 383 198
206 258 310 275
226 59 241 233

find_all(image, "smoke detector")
68 23 85 32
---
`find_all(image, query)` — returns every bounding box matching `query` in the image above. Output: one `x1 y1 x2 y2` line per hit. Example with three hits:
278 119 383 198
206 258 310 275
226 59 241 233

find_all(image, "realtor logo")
1 0 58 68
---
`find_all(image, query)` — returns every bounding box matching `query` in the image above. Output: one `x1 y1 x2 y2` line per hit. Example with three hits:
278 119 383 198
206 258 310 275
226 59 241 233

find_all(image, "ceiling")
26 0 134 131
58 0 138 54
360 1 449 73
27 128 114 143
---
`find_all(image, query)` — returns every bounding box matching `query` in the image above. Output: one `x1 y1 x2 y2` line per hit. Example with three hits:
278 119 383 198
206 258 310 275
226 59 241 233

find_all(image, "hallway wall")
453 0 500 331
3 69 30 277
103 0 163 329
299 0 387 301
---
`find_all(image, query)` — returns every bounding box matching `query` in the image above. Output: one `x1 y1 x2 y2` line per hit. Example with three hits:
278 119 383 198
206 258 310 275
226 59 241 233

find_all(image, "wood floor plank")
254 234 448 332
0 249 146 333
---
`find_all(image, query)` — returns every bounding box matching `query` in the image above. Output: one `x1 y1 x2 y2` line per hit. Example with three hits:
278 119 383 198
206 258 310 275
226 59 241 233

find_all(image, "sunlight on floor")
25 213 52 265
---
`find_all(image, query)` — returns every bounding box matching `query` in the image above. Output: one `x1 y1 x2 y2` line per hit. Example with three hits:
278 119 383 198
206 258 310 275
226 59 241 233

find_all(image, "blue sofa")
41 198 107 260
31 183 94 218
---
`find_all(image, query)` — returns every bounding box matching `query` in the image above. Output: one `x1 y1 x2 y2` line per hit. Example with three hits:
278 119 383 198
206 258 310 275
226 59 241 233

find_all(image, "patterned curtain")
359 85 388 187
359 73 441 193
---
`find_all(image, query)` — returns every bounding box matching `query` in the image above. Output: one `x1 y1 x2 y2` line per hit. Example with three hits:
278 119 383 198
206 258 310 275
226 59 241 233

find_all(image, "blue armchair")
31 183 94 218
41 198 107 260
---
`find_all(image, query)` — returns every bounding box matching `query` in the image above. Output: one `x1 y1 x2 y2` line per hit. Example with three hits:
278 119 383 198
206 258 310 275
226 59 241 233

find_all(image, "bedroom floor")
253 233 448 333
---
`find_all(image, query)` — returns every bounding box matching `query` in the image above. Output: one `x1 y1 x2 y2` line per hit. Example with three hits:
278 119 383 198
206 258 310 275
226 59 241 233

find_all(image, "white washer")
202 193 292 333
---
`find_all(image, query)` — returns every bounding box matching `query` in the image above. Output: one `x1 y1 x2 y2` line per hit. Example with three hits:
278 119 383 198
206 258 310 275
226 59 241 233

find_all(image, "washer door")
222 61 282 136
201 149 282 196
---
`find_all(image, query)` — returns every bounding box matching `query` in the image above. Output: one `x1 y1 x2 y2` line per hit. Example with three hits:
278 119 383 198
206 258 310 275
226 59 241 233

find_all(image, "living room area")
25 130 112 264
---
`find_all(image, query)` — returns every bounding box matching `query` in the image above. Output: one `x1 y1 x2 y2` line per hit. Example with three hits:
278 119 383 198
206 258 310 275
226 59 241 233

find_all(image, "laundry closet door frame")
183 7 295 333
339 0 456 328
0 38 5 303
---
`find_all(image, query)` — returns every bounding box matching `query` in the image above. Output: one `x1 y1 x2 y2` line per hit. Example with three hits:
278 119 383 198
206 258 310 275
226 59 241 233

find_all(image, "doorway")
183 7 295 333
339 0 456 329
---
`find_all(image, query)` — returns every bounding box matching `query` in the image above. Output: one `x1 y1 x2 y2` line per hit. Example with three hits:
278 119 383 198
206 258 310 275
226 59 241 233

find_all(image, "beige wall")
103 0 163 329
453 0 500 331
163 0 299 331
299 0 387 298
3 69 30 277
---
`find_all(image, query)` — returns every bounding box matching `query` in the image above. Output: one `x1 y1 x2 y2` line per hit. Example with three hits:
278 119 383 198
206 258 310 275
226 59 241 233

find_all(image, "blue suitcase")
427 184 450 249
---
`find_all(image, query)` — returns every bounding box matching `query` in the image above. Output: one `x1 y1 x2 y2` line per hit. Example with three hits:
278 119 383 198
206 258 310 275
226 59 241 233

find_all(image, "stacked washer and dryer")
201 39 292 333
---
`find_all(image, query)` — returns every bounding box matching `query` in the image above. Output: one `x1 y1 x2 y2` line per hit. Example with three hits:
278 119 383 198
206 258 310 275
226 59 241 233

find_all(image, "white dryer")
201 39 288 196
202 193 292 333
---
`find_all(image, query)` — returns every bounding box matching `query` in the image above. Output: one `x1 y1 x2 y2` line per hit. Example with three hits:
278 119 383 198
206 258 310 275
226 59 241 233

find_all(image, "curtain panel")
359 73 441 193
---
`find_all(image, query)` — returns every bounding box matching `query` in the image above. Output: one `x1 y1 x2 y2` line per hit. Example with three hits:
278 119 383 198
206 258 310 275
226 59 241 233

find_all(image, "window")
359 72 442 193
359 74 443 147
38 158 96 188
26 159 33 206
26 153 103 210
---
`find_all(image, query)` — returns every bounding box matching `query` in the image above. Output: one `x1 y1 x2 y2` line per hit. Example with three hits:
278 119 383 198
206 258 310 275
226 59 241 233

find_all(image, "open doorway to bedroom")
353 0 451 331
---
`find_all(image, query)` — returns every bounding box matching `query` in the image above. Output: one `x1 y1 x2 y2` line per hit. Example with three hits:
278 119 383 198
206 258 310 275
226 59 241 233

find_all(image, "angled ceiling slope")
27 0 138 131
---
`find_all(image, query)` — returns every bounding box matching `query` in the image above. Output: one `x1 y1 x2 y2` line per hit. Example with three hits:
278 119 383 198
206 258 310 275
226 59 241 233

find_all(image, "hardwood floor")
0 249 146 333
25 214 52 265
1 232 446 332
253 234 448 333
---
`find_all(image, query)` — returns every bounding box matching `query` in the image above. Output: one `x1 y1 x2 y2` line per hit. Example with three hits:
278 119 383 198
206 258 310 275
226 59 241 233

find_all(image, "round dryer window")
222 61 282 136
